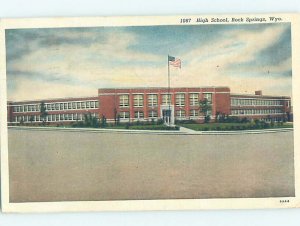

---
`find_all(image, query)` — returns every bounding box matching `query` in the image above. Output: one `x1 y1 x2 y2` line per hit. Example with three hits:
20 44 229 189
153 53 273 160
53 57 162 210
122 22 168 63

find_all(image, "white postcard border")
1 13 300 212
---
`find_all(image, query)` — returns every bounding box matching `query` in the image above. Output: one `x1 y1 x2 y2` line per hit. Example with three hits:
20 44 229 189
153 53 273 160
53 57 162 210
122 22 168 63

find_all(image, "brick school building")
7 87 292 125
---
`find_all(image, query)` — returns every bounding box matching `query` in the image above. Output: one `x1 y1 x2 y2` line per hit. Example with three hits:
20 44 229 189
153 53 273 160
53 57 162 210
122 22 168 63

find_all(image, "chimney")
255 90 262 95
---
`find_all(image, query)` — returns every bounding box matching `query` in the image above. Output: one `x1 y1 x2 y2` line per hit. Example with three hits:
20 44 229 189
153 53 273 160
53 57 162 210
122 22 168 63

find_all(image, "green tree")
29 115 34 125
199 98 212 123
83 113 99 128
101 114 107 128
40 102 48 125
114 108 118 125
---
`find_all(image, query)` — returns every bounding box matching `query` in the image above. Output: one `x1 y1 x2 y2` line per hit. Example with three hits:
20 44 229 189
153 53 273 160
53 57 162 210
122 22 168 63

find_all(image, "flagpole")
167 55 170 125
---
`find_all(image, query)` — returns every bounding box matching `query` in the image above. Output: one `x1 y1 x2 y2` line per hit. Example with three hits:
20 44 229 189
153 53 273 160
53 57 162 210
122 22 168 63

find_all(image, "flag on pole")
168 55 181 68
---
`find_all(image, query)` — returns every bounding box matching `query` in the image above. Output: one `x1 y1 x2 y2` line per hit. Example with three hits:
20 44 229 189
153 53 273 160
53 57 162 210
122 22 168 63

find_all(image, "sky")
6 23 292 101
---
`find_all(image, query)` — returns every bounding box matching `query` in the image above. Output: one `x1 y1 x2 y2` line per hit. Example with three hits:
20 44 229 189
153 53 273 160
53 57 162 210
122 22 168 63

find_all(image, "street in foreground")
8 128 294 202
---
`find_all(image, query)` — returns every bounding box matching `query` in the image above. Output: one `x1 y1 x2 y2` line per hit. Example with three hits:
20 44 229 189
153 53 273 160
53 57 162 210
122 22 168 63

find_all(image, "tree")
29 115 34 124
83 113 99 128
114 108 118 125
101 114 107 128
40 102 48 125
116 114 121 125
199 98 212 123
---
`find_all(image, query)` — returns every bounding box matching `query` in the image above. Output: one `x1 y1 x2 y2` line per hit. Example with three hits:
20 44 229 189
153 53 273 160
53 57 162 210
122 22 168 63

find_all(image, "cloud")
6 24 292 101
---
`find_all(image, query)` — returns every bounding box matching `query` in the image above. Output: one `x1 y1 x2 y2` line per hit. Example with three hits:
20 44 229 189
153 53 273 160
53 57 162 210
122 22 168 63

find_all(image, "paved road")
8 128 295 202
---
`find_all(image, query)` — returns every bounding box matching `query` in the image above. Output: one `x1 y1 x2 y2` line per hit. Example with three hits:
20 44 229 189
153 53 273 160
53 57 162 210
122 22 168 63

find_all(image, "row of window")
12 101 99 113
231 108 284 116
118 109 211 119
120 93 212 107
13 113 98 123
231 98 285 106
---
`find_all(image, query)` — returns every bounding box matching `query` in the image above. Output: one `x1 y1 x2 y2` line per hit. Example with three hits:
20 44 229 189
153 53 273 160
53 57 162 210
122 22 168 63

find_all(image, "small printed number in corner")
280 200 290 203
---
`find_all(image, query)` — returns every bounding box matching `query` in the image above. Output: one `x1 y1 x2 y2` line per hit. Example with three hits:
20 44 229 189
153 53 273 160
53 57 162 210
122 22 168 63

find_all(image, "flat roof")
8 96 98 104
98 86 230 90
230 93 291 99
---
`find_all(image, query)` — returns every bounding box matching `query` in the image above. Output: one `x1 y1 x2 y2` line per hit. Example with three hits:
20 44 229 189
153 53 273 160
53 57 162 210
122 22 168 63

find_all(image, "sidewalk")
8 125 293 135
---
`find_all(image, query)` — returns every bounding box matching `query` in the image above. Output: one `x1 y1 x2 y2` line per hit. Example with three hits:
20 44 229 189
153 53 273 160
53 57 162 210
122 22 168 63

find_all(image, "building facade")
230 90 292 122
98 87 230 124
7 87 292 125
7 96 99 125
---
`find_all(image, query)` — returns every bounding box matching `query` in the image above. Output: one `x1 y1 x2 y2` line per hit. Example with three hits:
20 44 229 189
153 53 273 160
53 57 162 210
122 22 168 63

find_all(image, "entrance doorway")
160 105 174 125
162 109 171 125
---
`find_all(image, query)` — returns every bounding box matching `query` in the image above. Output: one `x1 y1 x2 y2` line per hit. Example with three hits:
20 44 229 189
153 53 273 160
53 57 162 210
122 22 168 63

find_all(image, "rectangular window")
86 101 90 108
76 102 80 109
230 98 234 106
189 109 199 117
148 110 158 118
134 111 144 119
64 103 68 110
148 94 158 107
72 102 76 109
60 103 64 110
91 101 95 108
190 93 199 106
68 102 71 109
176 110 186 118
176 93 185 106
203 93 212 103
95 101 99 108
119 95 129 107
162 94 171 105
134 94 144 107
55 103 59 110
120 111 129 119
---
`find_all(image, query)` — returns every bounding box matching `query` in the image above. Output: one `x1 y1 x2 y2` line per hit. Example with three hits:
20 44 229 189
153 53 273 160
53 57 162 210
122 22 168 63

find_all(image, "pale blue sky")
6 23 292 100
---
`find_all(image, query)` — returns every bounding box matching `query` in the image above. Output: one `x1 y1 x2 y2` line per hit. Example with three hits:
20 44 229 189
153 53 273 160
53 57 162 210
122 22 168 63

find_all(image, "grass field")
178 122 293 131
8 128 294 202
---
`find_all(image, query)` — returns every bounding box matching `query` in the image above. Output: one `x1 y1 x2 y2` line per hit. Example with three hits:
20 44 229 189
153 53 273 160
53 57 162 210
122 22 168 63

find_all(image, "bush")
241 117 250 123
151 118 155 125
129 125 179 131
156 118 164 125
204 115 211 123
177 119 197 124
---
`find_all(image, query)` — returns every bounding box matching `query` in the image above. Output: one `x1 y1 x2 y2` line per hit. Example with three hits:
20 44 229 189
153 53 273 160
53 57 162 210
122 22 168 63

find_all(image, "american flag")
168 55 181 68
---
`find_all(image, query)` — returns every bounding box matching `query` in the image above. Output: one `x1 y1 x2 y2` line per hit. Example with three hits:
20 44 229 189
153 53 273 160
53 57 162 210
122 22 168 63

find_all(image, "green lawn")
104 124 179 131
178 122 293 131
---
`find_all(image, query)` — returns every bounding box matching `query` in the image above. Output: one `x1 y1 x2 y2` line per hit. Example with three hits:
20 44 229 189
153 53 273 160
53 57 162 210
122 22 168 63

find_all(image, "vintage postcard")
1 14 300 212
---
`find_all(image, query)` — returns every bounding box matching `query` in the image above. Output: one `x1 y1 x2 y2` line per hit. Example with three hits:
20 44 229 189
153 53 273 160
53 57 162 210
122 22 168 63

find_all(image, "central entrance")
160 105 174 125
